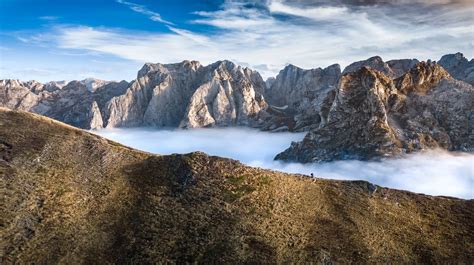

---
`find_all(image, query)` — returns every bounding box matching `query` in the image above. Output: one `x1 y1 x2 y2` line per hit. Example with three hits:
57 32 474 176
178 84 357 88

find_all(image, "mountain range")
1 52 473 162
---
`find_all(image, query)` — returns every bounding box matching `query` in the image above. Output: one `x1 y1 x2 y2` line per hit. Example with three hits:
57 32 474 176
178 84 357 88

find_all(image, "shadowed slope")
1 108 472 263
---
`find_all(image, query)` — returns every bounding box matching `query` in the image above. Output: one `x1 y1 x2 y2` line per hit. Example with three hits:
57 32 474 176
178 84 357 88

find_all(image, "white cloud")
192 2 275 30
116 0 173 25
9 0 474 80
95 127 474 199
269 0 351 20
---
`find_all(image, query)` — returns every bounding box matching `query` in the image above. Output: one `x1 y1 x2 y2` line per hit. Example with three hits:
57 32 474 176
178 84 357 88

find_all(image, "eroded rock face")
343 56 393 76
105 60 267 128
1 53 473 144
0 80 43 111
105 61 202 127
387 59 420 78
0 61 268 130
179 61 267 128
276 62 474 162
343 56 419 79
0 79 128 129
35 81 105 129
81 78 110 92
438 52 474 85
262 64 341 131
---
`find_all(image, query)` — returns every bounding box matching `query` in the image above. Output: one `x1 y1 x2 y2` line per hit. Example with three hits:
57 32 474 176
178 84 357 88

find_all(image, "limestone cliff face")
0 79 126 130
276 62 474 162
262 64 341 131
105 61 202 127
1 53 473 149
0 80 43 111
263 56 418 133
0 61 268 130
36 81 105 129
392 63 473 152
179 61 266 128
105 60 267 128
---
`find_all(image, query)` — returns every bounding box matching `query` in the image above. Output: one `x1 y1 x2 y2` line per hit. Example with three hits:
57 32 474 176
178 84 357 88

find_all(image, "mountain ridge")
1 53 473 161
276 62 473 162
1 107 473 263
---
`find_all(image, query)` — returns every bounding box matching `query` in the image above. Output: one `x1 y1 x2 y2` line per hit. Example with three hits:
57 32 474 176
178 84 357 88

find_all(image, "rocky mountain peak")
44 80 68 92
343 56 393 76
208 60 241 78
62 80 89 93
439 52 468 65
386 59 419 78
81 78 110 92
325 63 342 74
282 63 302 73
343 56 421 79
438 52 474 85
339 66 393 97
276 58 473 162
0 79 23 88
260 63 342 132
137 62 164 77
395 61 451 94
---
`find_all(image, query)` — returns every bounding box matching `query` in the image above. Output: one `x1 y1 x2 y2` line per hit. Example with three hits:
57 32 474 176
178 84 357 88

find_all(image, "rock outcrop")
105 60 267 128
81 78 110 92
386 59 420 78
0 79 128 129
1 53 473 158
262 64 341 131
0 60 268 129
179 61 267 128
105 61 202 127
438 52 474 85
2 108 473 264
276 62 474 162
343 56 419 78
0 80 43 111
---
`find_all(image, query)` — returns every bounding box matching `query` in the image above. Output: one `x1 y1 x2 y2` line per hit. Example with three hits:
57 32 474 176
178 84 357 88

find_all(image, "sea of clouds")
95 128 473 199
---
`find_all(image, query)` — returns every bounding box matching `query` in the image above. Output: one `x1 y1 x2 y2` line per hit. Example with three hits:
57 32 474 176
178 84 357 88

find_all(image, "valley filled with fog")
95 128 473 199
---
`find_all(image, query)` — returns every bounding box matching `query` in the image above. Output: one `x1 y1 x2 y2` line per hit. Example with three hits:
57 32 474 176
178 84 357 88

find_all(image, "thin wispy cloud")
116 0 173 25
39 16 59 21
36 0 471 78
3 0 474 81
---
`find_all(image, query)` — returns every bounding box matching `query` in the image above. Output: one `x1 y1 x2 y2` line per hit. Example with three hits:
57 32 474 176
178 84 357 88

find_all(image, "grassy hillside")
1 108 472 264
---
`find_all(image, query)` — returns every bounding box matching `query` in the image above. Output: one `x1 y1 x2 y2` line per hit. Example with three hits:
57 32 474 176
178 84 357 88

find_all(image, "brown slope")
0 108 472 264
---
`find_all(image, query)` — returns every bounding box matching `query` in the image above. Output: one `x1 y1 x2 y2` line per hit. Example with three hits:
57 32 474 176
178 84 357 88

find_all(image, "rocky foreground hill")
1 52 473 161
1 108 473 263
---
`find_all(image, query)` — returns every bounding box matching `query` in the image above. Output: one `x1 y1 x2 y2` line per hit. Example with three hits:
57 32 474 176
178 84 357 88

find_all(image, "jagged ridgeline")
1 108 473 263
1 53 473 161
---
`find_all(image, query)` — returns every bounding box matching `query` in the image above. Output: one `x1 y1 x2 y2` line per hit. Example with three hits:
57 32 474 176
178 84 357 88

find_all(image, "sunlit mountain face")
1 0 473 81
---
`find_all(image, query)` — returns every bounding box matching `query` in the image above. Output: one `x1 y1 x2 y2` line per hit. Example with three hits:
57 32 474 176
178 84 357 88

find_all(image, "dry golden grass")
1 107 472 264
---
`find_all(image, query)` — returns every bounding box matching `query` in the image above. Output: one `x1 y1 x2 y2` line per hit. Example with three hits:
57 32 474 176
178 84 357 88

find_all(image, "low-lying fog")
95 128 473 199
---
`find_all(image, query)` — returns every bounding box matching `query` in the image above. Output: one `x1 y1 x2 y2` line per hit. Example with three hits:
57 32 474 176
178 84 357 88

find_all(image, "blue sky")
1 0 473 82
